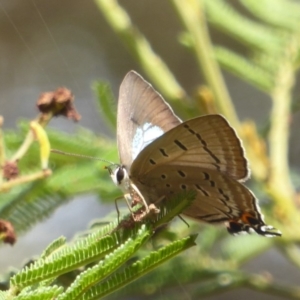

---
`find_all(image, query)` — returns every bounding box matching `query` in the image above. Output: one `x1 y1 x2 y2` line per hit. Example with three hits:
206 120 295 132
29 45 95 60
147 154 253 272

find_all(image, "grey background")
0 1 299 299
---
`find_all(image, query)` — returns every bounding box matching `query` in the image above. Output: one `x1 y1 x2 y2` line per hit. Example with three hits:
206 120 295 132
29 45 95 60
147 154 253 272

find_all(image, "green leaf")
241 0 300 31
40 236 66 260
214 47 274 91
154 191 196 228
82 234 197 300
57 225 151 300
10 223 123 288
204 0 282 52
15 285 63 300
0 291 8 300
93 80 117 131
0 123 118 236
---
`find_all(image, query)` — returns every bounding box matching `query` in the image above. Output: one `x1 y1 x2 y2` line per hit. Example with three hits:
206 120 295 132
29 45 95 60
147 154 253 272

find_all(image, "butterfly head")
106 164 130 193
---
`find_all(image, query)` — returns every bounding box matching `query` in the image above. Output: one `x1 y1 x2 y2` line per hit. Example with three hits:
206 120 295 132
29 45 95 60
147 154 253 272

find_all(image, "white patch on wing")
132 122 164 160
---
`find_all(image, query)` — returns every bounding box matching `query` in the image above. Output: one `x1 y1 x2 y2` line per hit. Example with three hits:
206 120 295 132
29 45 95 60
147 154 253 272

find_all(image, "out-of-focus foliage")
1 0 300 299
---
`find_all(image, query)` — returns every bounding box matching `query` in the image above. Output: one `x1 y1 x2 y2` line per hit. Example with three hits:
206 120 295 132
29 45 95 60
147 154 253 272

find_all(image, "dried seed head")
3 161 19 180
37 87 81 121
0 219 16 245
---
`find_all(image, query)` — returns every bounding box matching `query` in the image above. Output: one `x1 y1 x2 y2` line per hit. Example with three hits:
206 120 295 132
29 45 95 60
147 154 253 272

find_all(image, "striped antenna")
51 149 115 165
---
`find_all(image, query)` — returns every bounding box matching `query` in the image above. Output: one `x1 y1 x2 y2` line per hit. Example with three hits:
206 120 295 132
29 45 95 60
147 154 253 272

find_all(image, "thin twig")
94 0 186 103
193 271 300 299
171 0 240 128
0 116 5 185
11 114 52 162
267 37 298 218
279 243 300 269
0 169 52 192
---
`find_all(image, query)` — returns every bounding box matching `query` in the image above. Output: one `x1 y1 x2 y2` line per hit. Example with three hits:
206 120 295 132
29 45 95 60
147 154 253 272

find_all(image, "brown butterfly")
108 71 281 237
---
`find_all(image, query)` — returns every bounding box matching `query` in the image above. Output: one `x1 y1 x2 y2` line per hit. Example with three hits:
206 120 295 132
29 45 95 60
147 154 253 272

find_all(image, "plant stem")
94 0 186 103
171 0 239 128
11 130 35 163
246 273 300 299
0 116 5 185
268 38 298 218
0 169 52 192
11 114 51 163
193 271 300 299
279 243 300 269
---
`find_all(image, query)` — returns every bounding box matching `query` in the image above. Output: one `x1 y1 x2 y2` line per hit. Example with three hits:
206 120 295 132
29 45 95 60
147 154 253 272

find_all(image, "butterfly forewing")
117 71 181 169
131 115 249 181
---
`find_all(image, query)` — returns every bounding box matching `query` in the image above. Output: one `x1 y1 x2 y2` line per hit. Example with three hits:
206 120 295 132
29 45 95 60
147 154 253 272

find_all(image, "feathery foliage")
1 0 300 299
4 193 195 299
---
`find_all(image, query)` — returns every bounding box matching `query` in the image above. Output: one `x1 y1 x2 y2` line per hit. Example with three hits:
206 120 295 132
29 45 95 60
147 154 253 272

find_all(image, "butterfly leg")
114 194 137 223
154 195 188 227
178 215 190 227
131 183 150 212
114 195 127 223
124 193 136 213
124 193 154 222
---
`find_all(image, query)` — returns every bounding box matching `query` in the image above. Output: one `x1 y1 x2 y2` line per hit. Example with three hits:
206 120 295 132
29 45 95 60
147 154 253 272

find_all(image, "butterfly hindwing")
131 115 249 181
133 165 274 235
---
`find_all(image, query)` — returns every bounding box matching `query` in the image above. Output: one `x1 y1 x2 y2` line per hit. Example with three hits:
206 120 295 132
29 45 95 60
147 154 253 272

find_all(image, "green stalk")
94 0 186 103
0 116 5 185
193 271 300 299
171 0 240 128
268 39 298 218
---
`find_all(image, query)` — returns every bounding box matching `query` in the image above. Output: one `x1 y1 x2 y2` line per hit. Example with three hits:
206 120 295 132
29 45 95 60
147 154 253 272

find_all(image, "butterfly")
108 70 281 237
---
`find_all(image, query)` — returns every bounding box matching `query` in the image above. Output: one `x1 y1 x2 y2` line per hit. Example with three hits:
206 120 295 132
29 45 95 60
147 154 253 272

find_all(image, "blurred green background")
1 0 300 299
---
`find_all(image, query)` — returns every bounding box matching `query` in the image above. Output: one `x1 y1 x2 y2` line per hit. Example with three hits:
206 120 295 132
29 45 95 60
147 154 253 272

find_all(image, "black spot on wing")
195 184 209 196
149 159 156 165
159 148 169 157
218 188 230 201
130 117 139 125
177 170 186 177
183 123 221 170
202 172 215 187
184 124 196 134
196 133 220 165
174 139 187 151
203 172 210 180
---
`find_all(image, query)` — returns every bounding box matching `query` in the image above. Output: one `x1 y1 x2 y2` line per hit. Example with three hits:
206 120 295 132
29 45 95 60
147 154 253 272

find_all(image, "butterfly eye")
116 167 125 184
